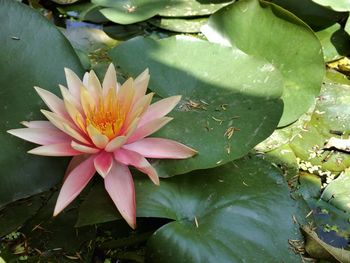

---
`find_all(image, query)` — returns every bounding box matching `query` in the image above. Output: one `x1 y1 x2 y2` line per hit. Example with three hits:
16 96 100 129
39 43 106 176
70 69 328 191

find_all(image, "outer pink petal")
34 87 68 118
94 151 113 178
114 148 159 185
7 128 70 145
54 155 96 216
127 117 172 143
64 154 90 181
104 162 136 229
28 142 82 156
64 68 83 101
123 138 197 159
138 95 181 127
21 120 56 129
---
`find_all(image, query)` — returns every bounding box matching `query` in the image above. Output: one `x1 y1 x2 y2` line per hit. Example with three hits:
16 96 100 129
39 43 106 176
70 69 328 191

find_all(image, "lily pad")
57 2 108 23
0 0 84 207
316 23 350 62
202 0 325 126
78 156 305 262
149 17 208 33
110 35 284 177
270 0 346 29
93 0 233 25
310 0 350 12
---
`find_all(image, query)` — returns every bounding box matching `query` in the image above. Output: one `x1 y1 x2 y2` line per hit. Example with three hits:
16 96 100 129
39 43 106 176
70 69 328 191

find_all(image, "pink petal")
102 63 117 96
123 138 197 159
28 142 82 156
127 117 172 143
64 155 90 181
64 67 83 101
54 155 96 216
138 95 181 127
21 121 56 129
71 141 100 154
114 148 159 185
7 128 70 145
34 86 68 118
133 69 149 104
105 136 127 152
94 151 113 178
104 162 136 229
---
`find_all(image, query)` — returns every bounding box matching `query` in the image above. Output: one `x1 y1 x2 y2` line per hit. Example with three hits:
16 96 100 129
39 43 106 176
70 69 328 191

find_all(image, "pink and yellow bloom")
8 64 196 228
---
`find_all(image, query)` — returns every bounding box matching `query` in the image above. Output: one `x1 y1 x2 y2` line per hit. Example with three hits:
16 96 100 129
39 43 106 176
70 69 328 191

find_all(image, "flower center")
86 88 125 139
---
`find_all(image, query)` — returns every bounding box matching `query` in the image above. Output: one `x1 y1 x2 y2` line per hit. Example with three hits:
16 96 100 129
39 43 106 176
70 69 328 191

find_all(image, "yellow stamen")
85 88 125 140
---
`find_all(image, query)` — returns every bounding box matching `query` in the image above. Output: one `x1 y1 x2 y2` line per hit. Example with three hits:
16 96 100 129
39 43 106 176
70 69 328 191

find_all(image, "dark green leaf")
79 156 306 262
0 0 84 207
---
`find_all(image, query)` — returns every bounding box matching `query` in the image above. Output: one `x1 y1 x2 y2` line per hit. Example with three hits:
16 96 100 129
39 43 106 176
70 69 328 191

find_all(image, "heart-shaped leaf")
110 35 284 177
202 0 325 126
0 0 84 207
78 156 306 262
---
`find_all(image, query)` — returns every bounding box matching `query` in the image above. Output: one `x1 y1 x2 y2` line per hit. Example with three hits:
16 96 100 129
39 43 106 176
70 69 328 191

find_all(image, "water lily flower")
8 64 197 229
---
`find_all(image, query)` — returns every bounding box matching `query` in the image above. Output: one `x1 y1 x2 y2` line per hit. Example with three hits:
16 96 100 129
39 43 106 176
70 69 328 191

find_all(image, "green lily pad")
316 23 350 62
311 0 350 12
270 0 346 29
322 169 350 213
149 17 208 33
93 0 233 25
57 2 108 23
78 156 305 262
110 36 284 177
0 0 84 207
202 0 325 127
